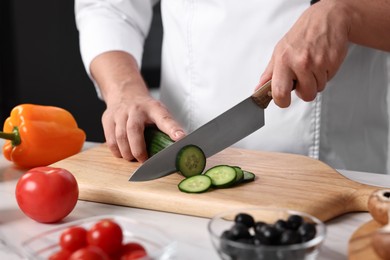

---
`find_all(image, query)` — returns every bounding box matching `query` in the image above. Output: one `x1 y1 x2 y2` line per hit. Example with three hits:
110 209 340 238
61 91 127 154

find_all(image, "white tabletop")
0 142 389 260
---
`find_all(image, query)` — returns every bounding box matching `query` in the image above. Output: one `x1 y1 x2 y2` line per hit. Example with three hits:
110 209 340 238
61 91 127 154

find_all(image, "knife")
129 79 275 182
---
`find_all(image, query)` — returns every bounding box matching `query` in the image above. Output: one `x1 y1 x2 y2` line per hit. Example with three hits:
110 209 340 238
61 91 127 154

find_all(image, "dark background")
0 0 162 142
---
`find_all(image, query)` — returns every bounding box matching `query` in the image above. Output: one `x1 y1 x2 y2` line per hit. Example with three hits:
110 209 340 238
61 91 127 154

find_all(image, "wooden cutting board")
348 220 383 260
51 144 380 222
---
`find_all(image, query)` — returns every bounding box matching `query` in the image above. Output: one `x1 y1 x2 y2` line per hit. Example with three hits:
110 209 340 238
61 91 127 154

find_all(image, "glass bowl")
21 215 176 260
208 207 326 260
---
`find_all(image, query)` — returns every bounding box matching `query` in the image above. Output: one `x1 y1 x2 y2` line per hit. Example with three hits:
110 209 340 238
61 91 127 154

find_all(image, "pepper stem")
0 127 21 146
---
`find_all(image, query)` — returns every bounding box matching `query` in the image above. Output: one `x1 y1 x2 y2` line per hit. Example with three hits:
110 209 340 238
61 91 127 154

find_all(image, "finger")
316 70 328 92
102 111 122 159
293 71 318 102
149 104 186 141
310 53 329 93
271 63 295 108
114 113 134 161
126 120 148 162
157 115 185 141
257 59 274 90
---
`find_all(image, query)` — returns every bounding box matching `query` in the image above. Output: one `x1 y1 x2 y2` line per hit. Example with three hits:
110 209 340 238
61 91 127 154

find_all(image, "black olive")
298 222 317 242
280 230 303 245
254 225 280 245
254 221 268 235
287 214 304 230
221 230 235 241
235 213 255 228
229 223 252 240
274 219 288 232
253 233 269 245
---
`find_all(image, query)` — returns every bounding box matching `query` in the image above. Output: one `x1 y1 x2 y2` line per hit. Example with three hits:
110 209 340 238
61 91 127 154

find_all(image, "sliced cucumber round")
178 175 212 193
242 170 256 183
204 165 237 188
232 166 244 184
176 145 206 177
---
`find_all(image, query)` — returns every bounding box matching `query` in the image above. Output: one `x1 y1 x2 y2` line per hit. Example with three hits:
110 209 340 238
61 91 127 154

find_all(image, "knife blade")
129 80 274 182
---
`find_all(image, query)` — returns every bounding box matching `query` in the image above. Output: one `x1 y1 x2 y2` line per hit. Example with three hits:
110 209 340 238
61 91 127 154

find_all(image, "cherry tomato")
116 242 147 260
69 246 110 260
121 250 147 260
87 219 123 255
60 226 88 252
49 249 72 260
15 166 78 223
121 242 146 254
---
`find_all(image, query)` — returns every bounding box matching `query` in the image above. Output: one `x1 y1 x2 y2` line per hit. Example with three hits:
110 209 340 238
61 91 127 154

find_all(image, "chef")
75 0 390 174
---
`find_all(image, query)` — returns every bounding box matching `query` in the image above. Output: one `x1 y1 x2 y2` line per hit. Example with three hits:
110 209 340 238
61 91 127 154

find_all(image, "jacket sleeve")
75 0 157 77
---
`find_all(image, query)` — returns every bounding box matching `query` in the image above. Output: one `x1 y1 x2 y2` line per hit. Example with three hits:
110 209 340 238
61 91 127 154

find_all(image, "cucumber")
242 170 256 183
233 166 244 184
176 145 206 177
178 175 212 193
144 127 174 157
204 165 237 188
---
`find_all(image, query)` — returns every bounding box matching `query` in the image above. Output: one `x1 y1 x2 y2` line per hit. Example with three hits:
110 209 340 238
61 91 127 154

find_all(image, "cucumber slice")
242 170 256 183
204 165 237 188
176 145 206 177
233 166 244 184
178 175 212 193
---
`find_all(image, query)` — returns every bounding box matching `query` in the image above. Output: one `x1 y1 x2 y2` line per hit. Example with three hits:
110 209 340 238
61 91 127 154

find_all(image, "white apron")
75 0 390 174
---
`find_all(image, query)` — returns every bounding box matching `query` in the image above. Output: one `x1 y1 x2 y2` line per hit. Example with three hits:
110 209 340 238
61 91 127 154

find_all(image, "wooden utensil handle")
251 80 273 109
251 80 297 109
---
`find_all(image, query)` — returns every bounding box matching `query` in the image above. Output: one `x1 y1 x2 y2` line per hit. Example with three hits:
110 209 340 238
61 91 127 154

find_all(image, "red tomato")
69 246 110 260
60 226 88 252
120 242 146 255
15 166 78 223
114 242 147 260
121 250 147 260
49 249 72 260
87 219 123 255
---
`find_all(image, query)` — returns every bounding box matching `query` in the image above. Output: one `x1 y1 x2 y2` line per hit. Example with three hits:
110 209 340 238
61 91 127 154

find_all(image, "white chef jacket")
75 0 390 174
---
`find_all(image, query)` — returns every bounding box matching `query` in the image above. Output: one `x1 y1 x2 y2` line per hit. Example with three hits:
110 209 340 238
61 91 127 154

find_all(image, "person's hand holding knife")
258 0 390 107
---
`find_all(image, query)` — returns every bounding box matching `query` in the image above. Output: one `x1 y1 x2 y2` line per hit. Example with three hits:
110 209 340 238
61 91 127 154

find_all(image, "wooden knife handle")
251 80 273 109
251 80 297 109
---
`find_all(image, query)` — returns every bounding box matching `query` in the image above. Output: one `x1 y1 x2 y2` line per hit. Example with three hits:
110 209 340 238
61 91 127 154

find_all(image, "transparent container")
208 207 326 260
22 215 176 260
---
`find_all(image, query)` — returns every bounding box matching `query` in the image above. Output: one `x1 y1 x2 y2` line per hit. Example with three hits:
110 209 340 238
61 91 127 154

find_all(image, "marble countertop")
0 142 389 259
